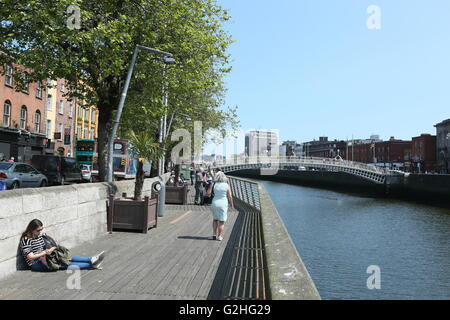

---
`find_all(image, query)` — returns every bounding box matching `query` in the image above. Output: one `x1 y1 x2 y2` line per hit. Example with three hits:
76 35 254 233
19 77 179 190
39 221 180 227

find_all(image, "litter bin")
0 181 6 191
152 180 165 217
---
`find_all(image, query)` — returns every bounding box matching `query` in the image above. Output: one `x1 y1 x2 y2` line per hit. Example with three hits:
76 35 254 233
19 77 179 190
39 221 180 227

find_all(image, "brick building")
376 138 412 169
0 63 46 162
304 137 347 159
435 119 450 173
1 60 100 161
348 137 412 169
54 79 76 156
411 134 437 173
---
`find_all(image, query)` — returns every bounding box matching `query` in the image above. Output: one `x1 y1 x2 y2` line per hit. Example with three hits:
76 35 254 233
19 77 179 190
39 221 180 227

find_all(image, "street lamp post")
160 112 191 175
107 44 174 183
156 57 178 176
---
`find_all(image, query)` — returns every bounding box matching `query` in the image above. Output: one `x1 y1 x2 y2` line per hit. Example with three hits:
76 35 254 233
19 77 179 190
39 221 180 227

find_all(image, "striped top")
20 236 45 266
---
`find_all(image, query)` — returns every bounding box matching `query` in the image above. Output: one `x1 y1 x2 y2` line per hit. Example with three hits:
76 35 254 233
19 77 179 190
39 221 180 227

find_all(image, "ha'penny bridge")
213 156 405 185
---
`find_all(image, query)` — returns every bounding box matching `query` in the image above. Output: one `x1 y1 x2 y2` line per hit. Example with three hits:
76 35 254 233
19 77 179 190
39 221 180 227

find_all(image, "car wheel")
11 181 19 189
40 180 47 187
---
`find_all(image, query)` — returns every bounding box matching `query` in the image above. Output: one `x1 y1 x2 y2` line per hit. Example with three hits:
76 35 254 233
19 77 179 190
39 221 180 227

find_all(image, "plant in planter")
128 131 163 200
108 131 163 233
165 163 189 205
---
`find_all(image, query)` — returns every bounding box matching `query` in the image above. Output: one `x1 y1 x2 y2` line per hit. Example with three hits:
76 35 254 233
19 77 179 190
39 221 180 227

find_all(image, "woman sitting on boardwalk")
208 172 234 241
20 219 105 272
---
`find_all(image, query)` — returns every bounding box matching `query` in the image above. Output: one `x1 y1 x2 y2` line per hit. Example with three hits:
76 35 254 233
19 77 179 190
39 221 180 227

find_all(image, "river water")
260 180 450 300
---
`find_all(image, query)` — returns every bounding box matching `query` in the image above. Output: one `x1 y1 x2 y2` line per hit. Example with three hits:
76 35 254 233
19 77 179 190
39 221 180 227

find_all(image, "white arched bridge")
208 156 405 185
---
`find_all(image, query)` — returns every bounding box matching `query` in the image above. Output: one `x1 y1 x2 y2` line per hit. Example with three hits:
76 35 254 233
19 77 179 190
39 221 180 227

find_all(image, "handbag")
210 183 215 201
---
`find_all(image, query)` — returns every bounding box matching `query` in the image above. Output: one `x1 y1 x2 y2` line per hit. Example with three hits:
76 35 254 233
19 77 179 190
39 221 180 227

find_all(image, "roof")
435 118 450 127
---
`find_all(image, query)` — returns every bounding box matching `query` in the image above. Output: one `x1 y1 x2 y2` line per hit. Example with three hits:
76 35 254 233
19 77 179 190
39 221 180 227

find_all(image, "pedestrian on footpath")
20 219 105 272
208 172 234 241
194 168 205 205
190 165 196 186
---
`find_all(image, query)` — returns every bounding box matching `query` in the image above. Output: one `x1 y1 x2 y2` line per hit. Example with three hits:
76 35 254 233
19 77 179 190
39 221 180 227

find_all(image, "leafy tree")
0 0 236 180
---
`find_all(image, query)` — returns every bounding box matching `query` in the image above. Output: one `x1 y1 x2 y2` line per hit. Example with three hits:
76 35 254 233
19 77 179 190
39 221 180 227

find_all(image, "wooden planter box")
165 185 189 204
107 194 158 234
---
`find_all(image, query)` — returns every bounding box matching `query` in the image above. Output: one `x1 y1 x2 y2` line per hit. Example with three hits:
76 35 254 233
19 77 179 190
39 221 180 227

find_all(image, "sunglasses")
36 227 44 232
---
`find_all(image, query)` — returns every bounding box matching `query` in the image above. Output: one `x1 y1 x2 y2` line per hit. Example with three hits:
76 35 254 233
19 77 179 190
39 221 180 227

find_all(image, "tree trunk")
134 160 144 200
97 106 112 182
174 164 180 184
150 160 159 178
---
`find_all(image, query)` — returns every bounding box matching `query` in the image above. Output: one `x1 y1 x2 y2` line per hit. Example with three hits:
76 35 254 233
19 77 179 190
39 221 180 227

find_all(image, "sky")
204 0 450 156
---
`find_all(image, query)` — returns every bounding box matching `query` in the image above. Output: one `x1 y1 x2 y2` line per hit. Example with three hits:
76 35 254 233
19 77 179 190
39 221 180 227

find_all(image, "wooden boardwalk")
0 186 255 300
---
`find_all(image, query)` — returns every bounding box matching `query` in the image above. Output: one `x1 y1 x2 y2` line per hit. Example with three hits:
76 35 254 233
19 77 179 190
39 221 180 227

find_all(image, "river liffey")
260 180 450 300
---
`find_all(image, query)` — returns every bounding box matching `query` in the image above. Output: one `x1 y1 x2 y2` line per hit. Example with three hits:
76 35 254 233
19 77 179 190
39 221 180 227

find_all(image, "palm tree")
128 131 163 200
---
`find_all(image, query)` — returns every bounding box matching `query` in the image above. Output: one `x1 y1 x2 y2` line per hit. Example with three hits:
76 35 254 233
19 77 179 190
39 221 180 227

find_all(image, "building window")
58 123 63 141
60 82 65 92
77 125 82 138
59 100 64 114
3 100 11 127
47 94 52 110
90 128 94 139
36 80 43 99
46 119 52 138
35 111 41 132
84 108 89 121
22 72 29 94
91 109 96 123
5 65 13 87
69 102 74 118
78 106 83 118
20 106 27 130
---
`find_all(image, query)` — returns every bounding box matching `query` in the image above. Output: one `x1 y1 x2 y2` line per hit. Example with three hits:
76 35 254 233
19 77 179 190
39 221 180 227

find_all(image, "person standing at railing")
189 165 195 186
194 168 206 205
207 171 234 241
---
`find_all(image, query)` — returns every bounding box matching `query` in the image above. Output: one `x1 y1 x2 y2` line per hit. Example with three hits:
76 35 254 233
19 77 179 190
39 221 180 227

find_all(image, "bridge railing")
213 156 391 175
228 176 321 300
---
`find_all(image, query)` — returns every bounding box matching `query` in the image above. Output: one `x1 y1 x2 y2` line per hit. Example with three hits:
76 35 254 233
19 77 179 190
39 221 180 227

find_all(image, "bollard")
152 179 166 217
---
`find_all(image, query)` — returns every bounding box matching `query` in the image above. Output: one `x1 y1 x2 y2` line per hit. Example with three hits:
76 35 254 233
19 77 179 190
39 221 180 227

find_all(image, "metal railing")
229 176 261 211
226 176 321 300
225 176 265 299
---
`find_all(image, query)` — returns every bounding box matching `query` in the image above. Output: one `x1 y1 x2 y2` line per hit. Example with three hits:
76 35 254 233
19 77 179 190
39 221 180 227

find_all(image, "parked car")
80 164 92 182
0 162 48 189
30 155 83 185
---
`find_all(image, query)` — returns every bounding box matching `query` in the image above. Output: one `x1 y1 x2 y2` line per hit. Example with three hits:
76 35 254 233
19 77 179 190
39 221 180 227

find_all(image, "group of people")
193 166 216 206
166 172 187 187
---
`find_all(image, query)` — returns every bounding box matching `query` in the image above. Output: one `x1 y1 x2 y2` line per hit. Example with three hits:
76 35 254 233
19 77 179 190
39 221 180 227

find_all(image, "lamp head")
163 56 176 65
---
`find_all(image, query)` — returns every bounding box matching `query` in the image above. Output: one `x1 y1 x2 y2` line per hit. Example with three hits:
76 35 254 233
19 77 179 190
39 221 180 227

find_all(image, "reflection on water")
260 180 450 300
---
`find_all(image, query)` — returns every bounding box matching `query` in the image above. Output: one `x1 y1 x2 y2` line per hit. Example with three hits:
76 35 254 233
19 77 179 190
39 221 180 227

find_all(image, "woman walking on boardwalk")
208 172 234 241
20 219 105 272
